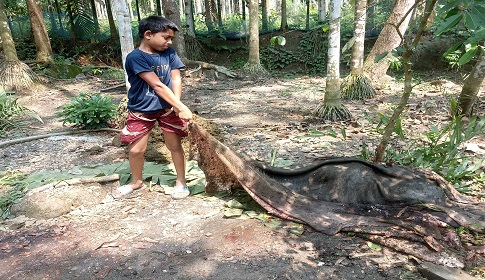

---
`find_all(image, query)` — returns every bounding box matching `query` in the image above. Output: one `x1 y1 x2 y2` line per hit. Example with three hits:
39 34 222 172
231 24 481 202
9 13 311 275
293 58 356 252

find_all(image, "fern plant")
0 87 43 136
56 92 117 129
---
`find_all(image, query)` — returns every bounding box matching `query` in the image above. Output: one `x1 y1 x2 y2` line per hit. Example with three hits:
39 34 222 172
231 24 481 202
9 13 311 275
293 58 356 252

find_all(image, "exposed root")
182 59 237 78
341 73 376 100
314 103 351 121
242 63 269 77
0 60 40 90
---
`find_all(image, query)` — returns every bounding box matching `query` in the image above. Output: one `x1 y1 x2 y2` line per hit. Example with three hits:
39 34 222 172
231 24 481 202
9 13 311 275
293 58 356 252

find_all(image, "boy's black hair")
138 16 179 38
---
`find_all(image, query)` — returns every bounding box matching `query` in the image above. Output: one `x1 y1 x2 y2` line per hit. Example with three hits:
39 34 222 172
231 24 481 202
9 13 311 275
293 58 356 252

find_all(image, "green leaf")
434 14 463 36
465 12 478 30
342 36 356 53
464 28 485 44
223 208 244 218
367 242 382 251
458 44 478 65
443 41 464 58
374 51 389 63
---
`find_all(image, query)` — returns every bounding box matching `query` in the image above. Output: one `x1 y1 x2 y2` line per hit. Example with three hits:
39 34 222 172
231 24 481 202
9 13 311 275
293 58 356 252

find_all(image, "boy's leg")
127 132 151 190
162 130 186 187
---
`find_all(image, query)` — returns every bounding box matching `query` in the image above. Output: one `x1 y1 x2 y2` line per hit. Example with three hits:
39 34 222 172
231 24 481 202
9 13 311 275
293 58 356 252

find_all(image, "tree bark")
458 53 485 117
342 0 375 100
242 0 266 74
280 0 288 31
0 0 39 90
364 0 414 85
375 0 438 162
185 0 196 37
315 0 351 121
162 0 186 59
26 0 53 63
106 0 119 41
111 0 135 90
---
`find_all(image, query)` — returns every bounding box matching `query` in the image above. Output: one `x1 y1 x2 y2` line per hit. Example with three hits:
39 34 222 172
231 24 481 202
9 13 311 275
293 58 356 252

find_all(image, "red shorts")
120 109 188 145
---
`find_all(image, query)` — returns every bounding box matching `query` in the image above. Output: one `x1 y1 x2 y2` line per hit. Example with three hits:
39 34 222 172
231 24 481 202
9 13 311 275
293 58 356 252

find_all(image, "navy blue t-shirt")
125 47 185 113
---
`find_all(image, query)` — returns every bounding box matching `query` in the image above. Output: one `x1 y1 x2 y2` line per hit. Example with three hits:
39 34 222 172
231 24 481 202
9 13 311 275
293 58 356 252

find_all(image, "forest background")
0 0 484 278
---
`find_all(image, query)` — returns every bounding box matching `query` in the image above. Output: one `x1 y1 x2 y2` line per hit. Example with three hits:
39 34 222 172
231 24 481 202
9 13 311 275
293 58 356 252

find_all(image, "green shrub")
56 92 117 129
0 87 42 136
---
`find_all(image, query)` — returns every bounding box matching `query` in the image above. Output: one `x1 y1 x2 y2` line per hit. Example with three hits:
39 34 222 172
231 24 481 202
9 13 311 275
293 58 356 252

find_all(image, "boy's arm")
138 71 192 121
171 69 182 100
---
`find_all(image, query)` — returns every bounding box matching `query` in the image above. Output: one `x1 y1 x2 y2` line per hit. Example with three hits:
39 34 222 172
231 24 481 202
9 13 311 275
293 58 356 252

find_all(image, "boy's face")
145 29 175 52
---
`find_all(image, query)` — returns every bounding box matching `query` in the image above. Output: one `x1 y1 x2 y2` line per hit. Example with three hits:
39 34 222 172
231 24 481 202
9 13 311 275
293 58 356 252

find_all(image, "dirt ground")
0 64 484 279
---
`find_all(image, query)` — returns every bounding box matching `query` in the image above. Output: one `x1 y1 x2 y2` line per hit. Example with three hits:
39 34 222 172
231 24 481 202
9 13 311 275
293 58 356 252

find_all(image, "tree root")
0 128 121 148
242 63 269 77
31 174 120 194
182 59 237 78
341 73 376 100
0 60 40 89
184 36 203 60
314 103 352 121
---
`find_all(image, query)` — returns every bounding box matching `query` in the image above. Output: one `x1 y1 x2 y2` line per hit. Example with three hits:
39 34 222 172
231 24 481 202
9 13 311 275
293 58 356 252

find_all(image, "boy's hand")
174 105 193 123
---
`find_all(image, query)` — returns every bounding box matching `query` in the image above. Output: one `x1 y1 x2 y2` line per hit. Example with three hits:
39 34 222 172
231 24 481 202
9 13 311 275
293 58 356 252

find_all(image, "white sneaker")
172 185 190 199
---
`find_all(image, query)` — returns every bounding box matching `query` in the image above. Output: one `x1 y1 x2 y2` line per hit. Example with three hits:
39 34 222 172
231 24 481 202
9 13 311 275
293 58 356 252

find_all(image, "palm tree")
315 0 350 121
341 0 375 100
242 0 267 75
26 0 54 63
0 0 39 90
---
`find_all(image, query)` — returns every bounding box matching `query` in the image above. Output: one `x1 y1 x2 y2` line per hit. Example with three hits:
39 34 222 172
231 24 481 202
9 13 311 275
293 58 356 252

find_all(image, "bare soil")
1 64 484 279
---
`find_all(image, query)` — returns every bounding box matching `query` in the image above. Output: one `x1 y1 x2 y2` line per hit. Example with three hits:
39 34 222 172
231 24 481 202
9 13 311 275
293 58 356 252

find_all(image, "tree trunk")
106 0 119 41
342 0 375 100
66 0 78 40
315 0 351 121
280 0 288 31
135 0 141 21
242 0 266 75
204 0 216 32
185 0 196 37
90 0 101 34
26 0 53 63
458 53 485 117
0 0 39 89
318 0 327 21
374 0 438 162
261 0 268 31
162 0 186 59
54 0 64 32
305 0 310 30
111 0 135 90
364 0 414 85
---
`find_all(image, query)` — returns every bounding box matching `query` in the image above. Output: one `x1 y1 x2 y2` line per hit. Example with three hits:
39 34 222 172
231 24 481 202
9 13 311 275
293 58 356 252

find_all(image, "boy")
113 16 193 199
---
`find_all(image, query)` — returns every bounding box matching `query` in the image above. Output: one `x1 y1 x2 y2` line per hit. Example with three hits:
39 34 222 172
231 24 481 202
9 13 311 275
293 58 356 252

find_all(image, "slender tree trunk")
375 0 438 162
204 0 216 32
135 0 141 21
315 0 351 121
280 0 288 31
364 0 414 85
318 0 327 21
242 0 266 75
54 0 64 33
185 0 196 37
305 0 310 30
216 0 223 27
47 0 58 33
26 0 53 63
162 0 186 59
90 0 101 35
155 0 162 15
261 0 268 31
106 0 119 41
111 0 135 90
458 53 485 117
66 0 78 40
0 0 39 89
342 0 375 100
